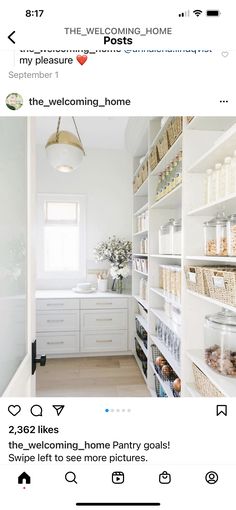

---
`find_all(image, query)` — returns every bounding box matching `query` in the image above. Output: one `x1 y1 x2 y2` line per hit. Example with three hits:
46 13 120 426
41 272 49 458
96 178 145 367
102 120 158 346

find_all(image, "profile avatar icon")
6 92 23 110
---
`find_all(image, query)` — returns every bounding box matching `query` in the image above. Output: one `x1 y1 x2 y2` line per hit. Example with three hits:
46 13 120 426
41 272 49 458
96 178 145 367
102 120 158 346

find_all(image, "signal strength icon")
193 9 203 16
178 10 190 17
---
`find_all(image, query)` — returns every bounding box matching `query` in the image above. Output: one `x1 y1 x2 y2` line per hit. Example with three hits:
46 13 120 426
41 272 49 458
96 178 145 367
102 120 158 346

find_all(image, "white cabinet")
37 298 79 311
37 311 79 333
80 299 128 353
36 294 130 357
80 298 127 310
37 298 80 356
81 331 127 353
81 310 127 331
37 332 78 354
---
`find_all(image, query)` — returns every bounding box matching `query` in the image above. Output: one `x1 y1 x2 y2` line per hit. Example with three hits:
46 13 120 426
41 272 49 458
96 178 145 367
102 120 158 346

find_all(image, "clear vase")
117 277 123 294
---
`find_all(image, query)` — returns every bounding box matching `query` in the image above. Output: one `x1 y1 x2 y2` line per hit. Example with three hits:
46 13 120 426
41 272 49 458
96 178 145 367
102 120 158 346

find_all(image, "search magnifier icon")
65 471 77 484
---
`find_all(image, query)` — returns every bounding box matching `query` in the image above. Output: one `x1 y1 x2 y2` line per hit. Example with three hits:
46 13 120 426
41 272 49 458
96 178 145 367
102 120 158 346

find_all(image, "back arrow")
8 31 16 44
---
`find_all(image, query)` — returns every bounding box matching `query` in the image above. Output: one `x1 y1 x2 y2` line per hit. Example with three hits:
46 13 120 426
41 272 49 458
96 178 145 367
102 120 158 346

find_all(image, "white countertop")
36 290 131 299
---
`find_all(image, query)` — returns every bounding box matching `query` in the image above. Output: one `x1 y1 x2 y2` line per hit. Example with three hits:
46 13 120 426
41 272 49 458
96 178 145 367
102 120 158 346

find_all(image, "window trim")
37 193 86 280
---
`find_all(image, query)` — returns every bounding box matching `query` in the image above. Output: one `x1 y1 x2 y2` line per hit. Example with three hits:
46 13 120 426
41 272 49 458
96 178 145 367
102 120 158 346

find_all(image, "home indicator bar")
76 504 161 507
76 503 161 506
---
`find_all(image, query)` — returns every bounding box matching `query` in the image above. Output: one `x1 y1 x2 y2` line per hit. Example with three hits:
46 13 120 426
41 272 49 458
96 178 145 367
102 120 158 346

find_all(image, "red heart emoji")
76 55 88 65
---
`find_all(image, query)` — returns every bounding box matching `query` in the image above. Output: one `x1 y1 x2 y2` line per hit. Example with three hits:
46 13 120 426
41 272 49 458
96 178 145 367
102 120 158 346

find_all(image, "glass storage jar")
204 212 228 256
159 218 175 255
228 150 236 195
218 157 231 199
165 266 172 294
204 168 213 204
155 172 162 201
204 310 236 377
159 264 164 289
165 166 171 195
170 266 177 297
173 218 182 255
213 163 221 202
175 267 182 303
227 214 236 256
175 151 182 187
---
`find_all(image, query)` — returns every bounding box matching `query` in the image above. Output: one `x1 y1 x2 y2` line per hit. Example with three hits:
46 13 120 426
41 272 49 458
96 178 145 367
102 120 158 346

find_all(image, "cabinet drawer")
37 298 79 311
80 298 128 310
81 310 127 331
37 332 78 354
37 311 79 332
81 331 127 353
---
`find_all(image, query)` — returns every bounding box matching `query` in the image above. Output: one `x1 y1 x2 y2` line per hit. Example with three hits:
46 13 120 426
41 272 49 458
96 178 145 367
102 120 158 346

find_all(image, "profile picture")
6 92 23 111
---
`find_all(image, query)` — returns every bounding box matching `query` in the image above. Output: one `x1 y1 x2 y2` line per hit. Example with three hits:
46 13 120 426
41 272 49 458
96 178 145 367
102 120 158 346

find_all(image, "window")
37 194 86 279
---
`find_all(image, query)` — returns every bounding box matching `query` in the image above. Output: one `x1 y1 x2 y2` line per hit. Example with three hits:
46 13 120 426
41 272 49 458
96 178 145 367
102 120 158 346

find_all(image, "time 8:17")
25 10 44 17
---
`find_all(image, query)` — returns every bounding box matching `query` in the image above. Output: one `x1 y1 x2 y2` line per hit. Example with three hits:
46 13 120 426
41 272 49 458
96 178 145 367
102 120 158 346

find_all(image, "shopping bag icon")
159 471 171 484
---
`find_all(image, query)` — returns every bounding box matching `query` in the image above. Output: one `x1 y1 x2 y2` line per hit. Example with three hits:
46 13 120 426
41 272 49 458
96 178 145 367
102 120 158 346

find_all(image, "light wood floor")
36 355 150 397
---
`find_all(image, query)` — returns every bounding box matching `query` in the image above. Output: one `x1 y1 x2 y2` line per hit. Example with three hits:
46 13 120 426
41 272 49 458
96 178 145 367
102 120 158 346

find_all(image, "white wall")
36 145 133 289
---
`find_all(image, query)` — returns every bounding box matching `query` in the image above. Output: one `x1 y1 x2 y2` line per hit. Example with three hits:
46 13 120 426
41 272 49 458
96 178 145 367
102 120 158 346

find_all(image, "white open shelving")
132 116 182 398
188 192 236 217
186 289 236 313
151 184 182 210
186 350 236 397
131 116 236 398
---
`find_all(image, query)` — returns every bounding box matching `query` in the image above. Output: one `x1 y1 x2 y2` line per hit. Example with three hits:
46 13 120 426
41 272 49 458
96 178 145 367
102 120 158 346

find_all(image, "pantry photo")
1 115 236 398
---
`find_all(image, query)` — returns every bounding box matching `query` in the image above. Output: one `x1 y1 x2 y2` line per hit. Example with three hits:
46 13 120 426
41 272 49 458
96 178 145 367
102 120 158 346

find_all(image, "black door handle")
32 339 47 375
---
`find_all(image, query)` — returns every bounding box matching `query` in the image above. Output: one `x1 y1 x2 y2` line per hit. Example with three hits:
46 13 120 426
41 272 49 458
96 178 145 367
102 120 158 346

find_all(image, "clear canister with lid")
173 218 182 255
218 157 232 199
163 265 172 294
228 150 236 194
204 310 236 377
175 267 182 304
204 212 228 256
175 151 182 186
155 172 163 201
204 168 213 204
159 218 175 255
227 213 236 256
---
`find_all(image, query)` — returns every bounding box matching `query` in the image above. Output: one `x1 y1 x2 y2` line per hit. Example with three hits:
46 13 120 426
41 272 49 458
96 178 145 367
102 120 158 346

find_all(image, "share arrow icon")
52 405 65 416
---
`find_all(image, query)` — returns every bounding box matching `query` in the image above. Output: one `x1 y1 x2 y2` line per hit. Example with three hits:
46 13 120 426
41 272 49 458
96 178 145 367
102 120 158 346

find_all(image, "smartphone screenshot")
0 1 236 508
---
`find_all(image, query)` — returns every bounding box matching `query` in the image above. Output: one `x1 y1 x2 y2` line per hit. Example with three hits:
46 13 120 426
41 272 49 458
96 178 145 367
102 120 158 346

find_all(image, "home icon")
18 472 31 485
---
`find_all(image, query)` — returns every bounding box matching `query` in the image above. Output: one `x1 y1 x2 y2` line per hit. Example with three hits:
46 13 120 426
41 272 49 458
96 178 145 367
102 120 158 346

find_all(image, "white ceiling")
36 117 130 150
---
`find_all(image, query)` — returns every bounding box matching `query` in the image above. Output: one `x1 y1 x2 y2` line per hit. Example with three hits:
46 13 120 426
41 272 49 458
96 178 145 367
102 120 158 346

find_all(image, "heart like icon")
76 54 88 65
221 51 229 57
8 405 21 416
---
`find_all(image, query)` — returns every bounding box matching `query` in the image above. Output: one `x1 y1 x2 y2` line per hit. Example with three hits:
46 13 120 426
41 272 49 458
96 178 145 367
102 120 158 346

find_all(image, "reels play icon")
112 471 125 484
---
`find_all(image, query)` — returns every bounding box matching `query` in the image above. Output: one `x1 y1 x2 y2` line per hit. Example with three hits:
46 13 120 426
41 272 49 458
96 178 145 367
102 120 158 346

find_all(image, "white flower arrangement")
94 236 132 280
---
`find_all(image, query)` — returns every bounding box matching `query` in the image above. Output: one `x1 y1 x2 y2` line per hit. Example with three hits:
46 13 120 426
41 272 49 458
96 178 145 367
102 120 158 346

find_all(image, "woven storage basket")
184 265 209 295
157 131 169 160
151 344 176 382
154 376 168 397
192 364 224 397
149 147 159 172
141 160 148 182
136 172 143 190
167 117 183 147
204 267 236 307
187 116 194 124
133 177 138 193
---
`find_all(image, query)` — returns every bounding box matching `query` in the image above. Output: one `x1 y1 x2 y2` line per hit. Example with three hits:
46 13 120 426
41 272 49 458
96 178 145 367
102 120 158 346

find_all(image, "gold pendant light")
45 117 85 173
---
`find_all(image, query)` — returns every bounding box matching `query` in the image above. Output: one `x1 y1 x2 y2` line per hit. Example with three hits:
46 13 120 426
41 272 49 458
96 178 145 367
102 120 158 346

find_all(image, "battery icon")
206 10 220 16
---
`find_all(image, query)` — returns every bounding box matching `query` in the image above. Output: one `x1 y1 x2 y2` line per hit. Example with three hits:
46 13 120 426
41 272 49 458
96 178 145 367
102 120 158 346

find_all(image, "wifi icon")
193 9 203 16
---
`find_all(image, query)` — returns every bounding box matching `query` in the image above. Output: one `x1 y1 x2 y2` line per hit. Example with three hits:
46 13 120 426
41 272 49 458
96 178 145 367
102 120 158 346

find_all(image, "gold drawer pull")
47 319 64 323
96 339 112 343
96 318 112 321
46 341 64 345
46 303 64 306
96 302 113 305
